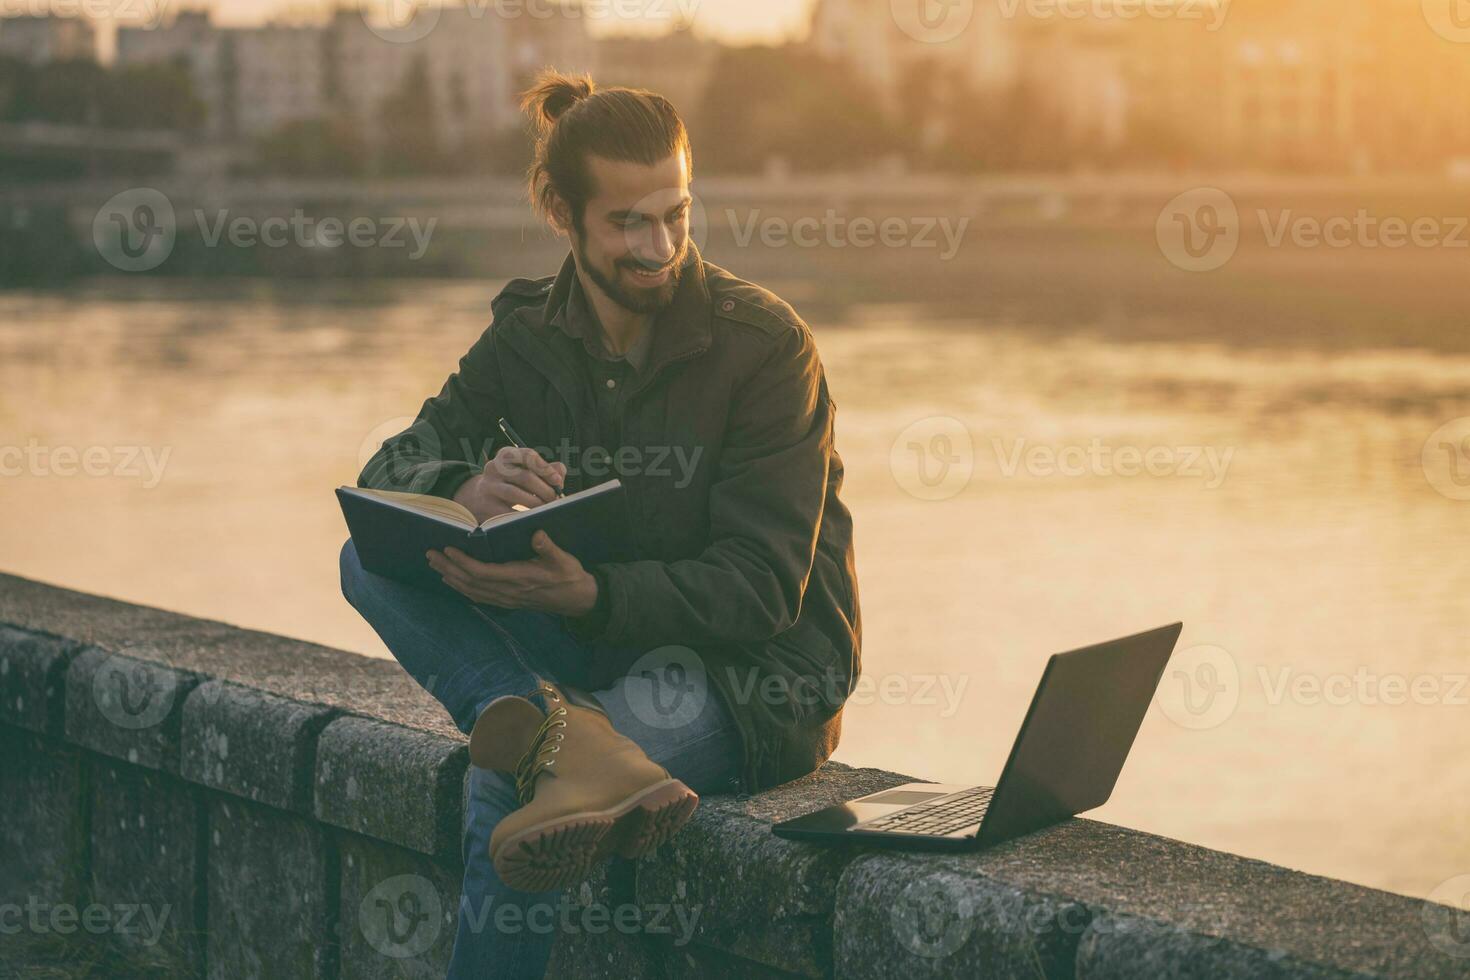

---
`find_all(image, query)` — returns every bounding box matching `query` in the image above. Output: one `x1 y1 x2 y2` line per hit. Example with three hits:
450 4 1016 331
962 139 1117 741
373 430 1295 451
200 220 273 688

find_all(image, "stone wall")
0 570 1464 979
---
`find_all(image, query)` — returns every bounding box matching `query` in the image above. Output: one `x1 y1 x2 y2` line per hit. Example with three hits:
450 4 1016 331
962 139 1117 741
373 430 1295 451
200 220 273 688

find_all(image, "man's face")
563 151 691 315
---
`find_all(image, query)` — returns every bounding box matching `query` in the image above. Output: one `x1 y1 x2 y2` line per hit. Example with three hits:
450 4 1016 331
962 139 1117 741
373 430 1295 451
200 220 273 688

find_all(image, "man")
339 70 860 977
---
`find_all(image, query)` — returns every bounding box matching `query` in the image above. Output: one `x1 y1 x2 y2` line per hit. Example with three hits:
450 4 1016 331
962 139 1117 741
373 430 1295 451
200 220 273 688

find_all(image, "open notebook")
337 480 627 593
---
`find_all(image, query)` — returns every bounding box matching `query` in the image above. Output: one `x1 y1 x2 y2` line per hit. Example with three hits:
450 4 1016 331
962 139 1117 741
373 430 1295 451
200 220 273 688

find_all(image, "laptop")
772 623 1182 851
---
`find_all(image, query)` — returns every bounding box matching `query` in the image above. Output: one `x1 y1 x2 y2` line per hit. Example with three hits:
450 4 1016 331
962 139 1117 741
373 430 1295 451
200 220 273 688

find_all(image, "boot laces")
513 683 568 806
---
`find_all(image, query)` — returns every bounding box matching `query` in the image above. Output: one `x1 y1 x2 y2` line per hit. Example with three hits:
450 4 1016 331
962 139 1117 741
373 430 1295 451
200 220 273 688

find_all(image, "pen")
496 417 565 498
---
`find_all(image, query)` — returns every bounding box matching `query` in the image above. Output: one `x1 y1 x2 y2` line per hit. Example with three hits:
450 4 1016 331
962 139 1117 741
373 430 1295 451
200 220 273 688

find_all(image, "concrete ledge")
314 716 468 860
1 571 1465 980
182 680 337 813
66 646 200 772
0 625 80 735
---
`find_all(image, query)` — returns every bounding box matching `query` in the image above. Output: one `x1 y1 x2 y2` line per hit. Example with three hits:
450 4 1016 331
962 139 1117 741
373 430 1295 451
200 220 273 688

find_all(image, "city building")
592 25 718 115
0 13 97 63
808 0 1018 106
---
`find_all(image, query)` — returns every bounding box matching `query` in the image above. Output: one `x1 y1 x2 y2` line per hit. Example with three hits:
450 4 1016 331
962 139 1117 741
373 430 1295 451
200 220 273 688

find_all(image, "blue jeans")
339 540 742 979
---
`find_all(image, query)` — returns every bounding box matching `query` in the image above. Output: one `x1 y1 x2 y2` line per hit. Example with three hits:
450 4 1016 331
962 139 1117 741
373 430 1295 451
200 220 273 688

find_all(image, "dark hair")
520 69 692 231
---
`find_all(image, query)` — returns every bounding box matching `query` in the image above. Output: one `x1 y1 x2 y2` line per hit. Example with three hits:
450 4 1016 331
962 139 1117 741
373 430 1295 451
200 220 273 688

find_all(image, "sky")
155 0 820 42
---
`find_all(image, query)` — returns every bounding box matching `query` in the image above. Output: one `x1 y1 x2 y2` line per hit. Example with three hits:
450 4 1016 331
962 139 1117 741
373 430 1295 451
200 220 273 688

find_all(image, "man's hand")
427 530 598 618
453 446 567 523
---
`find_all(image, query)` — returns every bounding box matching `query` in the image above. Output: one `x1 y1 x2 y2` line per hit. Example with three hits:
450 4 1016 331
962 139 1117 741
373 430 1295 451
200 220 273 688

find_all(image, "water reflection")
2 277 1467 901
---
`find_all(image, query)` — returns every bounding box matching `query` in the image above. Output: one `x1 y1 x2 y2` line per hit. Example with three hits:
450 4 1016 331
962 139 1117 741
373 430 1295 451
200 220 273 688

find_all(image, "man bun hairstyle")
520 69 692 231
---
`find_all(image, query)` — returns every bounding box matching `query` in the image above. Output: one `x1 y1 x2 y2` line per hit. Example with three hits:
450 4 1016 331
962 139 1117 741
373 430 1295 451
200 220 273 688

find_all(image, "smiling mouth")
625 263 671 285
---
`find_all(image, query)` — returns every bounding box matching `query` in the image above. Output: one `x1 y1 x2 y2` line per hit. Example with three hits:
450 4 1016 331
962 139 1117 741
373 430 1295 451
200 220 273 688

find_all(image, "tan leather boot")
470 680 699 892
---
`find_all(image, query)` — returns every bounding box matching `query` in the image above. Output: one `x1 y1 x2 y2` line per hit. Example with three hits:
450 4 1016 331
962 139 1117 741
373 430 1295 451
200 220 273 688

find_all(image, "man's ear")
548 194 574 238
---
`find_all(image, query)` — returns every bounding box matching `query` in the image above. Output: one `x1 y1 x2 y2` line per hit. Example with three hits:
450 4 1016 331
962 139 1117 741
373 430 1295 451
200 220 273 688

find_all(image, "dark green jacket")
358 244 861 794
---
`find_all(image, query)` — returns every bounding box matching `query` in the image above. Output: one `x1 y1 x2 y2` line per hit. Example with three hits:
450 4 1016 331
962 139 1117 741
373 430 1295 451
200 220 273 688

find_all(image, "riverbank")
7 173 1470 353
2 571 1465 978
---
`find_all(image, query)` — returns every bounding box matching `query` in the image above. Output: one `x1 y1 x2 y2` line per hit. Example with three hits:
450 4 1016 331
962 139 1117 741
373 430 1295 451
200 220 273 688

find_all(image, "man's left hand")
427 530 598 617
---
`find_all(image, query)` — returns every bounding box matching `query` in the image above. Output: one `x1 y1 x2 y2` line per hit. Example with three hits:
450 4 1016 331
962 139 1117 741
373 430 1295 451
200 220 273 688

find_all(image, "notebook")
337 480 627 593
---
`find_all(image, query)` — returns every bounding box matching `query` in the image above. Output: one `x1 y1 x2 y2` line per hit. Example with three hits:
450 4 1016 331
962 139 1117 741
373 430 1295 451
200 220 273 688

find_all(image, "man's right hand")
453 446 567 523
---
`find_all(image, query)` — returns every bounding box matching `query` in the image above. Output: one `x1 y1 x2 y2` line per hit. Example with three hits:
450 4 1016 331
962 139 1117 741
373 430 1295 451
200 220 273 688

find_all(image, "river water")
2 275 1467 902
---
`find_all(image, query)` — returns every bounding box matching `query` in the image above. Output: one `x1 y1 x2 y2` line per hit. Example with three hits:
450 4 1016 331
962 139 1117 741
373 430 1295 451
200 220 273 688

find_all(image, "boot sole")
491 778 699 892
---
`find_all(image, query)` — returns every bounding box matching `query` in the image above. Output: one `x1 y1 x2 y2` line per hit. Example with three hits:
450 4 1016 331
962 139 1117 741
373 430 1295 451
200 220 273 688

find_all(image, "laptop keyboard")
857 786 994 836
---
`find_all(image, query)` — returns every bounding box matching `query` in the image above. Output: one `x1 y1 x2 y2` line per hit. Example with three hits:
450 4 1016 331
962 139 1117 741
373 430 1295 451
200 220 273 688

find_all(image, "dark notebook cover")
337 480 627 593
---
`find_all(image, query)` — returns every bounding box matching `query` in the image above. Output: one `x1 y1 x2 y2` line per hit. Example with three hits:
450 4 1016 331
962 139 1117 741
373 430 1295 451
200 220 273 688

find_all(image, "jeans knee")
339 538 365 605
463 768 517 864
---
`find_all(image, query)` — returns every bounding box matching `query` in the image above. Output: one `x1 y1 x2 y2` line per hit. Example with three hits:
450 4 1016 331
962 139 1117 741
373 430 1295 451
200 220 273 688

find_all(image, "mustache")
618 247 687 274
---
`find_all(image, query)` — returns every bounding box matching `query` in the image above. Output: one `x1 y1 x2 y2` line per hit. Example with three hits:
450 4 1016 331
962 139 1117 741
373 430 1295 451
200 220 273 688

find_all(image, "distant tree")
100 63 205 131
0 56 31 121
255 117 366 176
691 45 898 174
378 54 444 174
24 58 105 125
0 56 203 131
461 124 534 177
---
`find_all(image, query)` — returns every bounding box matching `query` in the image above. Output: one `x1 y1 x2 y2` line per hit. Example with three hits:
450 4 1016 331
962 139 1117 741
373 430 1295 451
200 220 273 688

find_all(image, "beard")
574 235 688 315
